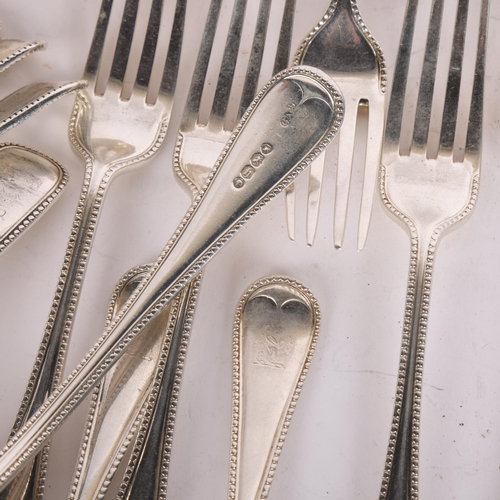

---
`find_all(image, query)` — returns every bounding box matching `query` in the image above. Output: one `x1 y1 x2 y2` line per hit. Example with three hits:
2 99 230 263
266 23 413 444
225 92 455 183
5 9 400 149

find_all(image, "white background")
0 0 499 498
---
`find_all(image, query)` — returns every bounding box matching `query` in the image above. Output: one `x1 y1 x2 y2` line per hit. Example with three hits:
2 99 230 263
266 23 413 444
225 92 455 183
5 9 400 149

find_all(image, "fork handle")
380 230 435 500
1 167 112 500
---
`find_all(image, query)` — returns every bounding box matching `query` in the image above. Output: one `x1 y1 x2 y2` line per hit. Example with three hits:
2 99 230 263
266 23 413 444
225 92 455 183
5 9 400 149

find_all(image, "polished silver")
379 0 489 498
286 0 386 249
72 5 316 490
115 279 199 500
0 144 68 254
0 38 45 73
0 80 86 135
0 80 86 254
0 65 344 491
0 1 185 498
228 276 320 500
68 267 199 500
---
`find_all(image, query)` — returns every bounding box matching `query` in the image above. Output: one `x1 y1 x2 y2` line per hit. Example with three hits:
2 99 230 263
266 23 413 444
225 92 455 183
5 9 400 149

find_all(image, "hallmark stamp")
233 142 274 189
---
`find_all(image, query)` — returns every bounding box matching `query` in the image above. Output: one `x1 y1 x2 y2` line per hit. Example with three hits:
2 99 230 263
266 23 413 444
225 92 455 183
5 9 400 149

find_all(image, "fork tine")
333 103 358 248
465 0 488 156
306 150 326 245
108 0 139 84
411 0 444 154
208 0 248 131
438 0 468 154
157 0 187 101
358 98 385 251
135 0 163 91
384 0 418 148
83 0 113 82
180 0 223 131
270 0 297 242
237 0 272 120
272 0 296 76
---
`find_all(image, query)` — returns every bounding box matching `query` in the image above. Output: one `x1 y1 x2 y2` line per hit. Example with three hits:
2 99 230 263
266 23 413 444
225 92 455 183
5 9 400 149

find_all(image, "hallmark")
232 142 274 190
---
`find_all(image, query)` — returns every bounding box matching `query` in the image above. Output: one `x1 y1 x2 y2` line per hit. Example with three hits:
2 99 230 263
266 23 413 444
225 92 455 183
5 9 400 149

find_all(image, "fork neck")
333 0 355 11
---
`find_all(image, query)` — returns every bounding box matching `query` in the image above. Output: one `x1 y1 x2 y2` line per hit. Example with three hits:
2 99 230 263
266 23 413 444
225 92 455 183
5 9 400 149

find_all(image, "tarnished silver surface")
0 38 45 73
286 0 386 249
0 65 344 491
0 1 186 498
378 1 489 498
228 276 320 500
0 144 68 254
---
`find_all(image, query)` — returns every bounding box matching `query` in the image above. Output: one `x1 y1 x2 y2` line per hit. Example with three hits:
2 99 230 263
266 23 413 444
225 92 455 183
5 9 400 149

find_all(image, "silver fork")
0 0 183 498
285 0 386 249
379 0 489 498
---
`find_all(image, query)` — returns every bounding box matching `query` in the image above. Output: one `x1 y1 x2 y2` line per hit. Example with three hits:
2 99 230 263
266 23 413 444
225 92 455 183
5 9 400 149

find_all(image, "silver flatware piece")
69 266 199 500
0 38 45 73
0 144 68 254
286 0 386 249
0 65 344 491
228 276 320 500
378 0 489 498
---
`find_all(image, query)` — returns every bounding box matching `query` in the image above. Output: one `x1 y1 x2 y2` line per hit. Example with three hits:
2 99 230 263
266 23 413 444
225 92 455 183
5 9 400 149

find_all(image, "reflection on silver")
0 144 67 254
68 266 199 500
379 0 489 498
116 278 199 500
69 265 171 500
229 276 320 500
0 65 344 491
286 0 386 249
0 77 85 256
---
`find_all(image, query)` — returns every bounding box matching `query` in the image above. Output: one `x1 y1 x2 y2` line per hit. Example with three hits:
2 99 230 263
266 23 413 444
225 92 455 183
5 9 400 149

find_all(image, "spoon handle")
0 67 343 491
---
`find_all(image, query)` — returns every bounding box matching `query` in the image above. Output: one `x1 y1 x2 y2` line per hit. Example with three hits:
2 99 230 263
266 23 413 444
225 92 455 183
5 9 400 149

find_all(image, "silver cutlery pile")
0 0 495 498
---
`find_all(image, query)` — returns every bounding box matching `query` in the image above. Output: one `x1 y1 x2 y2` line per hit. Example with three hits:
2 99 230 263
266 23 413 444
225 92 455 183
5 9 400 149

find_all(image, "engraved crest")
253 333 294 369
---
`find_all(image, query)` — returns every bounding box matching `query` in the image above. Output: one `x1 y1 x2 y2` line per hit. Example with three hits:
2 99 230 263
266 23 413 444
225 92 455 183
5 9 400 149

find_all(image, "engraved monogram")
253 333 294 369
